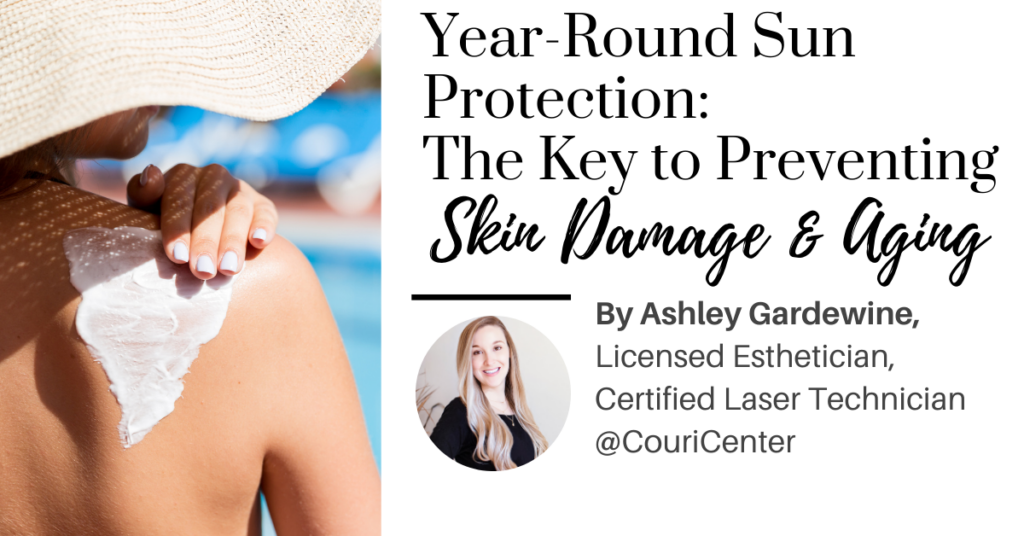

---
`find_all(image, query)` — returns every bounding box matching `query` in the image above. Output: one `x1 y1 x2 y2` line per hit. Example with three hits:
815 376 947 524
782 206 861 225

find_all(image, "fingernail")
220 251 238 272
173 242 189 262
197 255 215 275
140 164 151 186
252 228 267 241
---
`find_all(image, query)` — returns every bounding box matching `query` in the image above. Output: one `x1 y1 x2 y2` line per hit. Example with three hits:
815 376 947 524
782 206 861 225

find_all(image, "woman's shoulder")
432 397 468 431
430 396 470 454
184 235 380 533
219 235 328 350
442 397 466 415
235 235 314 288
0 181 162 352
1 180 160 233
199 234 334 386
184 232 376 464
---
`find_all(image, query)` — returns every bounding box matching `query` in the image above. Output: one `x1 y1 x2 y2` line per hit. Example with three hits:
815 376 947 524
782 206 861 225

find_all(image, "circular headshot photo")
416 316 570 471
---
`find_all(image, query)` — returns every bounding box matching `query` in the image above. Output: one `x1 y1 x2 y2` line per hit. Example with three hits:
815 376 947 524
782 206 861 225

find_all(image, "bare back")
0 181 380 535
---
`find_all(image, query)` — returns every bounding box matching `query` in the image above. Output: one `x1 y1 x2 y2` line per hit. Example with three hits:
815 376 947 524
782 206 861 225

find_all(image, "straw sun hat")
0 0 381 159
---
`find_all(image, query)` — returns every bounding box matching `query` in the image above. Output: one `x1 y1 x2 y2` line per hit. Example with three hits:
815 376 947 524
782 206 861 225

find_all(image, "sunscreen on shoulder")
63 227 233 448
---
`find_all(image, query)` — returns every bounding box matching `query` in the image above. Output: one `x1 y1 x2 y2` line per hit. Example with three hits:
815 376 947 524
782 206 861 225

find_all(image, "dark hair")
0 122 99 196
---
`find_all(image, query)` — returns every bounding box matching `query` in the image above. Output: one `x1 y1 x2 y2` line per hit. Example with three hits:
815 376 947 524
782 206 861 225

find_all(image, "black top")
429 397 535 471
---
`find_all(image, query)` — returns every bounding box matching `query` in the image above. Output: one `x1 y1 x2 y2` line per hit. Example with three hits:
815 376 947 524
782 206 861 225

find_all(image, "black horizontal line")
412 294 571 301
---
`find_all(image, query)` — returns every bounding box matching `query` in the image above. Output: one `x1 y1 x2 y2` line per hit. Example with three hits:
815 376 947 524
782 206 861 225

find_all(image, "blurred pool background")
76 43 381 536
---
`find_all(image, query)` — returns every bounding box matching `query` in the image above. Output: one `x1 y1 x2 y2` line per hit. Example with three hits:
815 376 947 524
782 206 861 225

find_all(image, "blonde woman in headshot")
430 316 549 471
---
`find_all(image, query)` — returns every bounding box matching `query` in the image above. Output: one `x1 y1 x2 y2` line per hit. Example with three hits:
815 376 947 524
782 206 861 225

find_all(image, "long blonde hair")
456 317 548 470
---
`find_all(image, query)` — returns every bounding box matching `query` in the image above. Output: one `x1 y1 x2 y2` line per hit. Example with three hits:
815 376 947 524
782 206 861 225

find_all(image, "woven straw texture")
0 0 381 158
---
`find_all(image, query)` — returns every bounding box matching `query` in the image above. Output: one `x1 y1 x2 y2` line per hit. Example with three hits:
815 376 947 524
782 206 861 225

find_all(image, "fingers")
160 163 201 266
241 181 278 249
154 162 274 279
126 165 166 212
187 164 236 280
217 179 252 276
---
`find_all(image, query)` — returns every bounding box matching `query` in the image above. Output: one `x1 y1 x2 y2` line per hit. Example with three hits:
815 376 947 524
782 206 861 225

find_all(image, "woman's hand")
125 164 278 280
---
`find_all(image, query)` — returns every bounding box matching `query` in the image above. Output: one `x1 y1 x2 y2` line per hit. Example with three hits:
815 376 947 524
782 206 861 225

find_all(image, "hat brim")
0 0 381 159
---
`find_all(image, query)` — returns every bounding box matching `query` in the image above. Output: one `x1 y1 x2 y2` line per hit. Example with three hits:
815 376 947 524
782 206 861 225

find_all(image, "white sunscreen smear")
63 227 233 448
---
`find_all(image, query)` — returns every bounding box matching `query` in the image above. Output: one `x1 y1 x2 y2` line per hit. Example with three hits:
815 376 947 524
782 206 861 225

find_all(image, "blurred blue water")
261 243 381 535
92 92 382 183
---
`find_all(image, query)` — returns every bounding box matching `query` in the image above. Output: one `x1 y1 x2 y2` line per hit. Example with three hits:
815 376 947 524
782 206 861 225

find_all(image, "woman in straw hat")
0 1 381 534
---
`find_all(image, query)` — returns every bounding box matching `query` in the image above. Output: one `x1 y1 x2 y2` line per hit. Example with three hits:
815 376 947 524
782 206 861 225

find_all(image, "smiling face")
470 324 510 392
